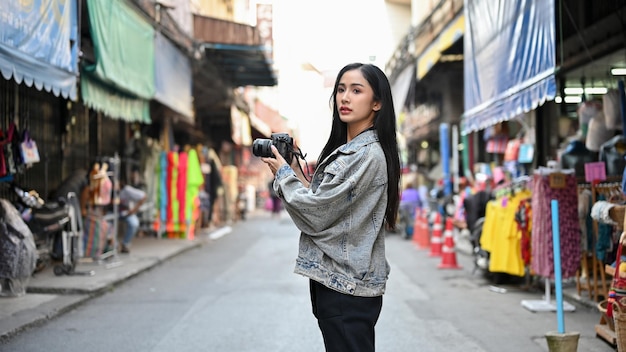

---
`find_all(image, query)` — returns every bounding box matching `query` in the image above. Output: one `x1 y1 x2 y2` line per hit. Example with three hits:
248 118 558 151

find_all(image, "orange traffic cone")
428 212 443 257
414 209 430 249
438 217 462 269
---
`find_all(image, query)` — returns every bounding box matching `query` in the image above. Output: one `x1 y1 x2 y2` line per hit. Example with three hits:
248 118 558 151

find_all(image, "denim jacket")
274 130 390 297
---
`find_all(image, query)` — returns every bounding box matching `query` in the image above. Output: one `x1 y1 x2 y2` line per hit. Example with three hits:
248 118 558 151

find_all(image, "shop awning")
193 14 276 87
392 64 415 121
249 112 272 138
462 0 556 135
231 105 253 147
0 0 79 100
200 43 277 87
417 13 464 80
154 32 194 120
81 73 150 123
82 0 155 122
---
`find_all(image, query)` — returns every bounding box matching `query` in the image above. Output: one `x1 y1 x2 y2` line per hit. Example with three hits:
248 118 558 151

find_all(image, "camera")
252 133 294 162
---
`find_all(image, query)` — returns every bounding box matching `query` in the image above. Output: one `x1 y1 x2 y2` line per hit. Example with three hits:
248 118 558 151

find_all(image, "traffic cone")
438 217 462 269
413 209 430 249
428 212 443 257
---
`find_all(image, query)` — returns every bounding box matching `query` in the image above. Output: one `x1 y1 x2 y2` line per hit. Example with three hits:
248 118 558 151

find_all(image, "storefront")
0 0 80 193
462 0 626 345
392 0 465 187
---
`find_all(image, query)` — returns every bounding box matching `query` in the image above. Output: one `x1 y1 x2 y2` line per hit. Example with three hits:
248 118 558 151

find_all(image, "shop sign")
584 161 606 183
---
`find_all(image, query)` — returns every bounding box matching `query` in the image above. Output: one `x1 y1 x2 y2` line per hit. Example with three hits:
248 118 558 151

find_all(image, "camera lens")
252 139 273 157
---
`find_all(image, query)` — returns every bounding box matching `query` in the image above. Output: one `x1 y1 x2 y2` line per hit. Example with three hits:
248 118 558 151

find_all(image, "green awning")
82 0 155 121
81 74 150 123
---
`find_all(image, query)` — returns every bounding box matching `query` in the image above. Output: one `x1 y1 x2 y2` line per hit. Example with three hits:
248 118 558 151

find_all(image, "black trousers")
309 279 383 352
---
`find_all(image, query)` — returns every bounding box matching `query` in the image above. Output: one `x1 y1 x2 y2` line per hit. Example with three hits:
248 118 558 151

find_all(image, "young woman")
262 62 400 351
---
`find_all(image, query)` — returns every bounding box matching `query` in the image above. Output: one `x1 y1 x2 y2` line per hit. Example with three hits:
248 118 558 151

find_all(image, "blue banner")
462 0 556 135
154 31 193 120
0 0 78 99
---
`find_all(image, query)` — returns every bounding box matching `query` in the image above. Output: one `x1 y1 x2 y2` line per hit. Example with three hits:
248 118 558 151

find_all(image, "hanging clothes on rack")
531 167 581 279
576 181 623 302
480 179 531 277
577 186 594 253
516 197 532 267
588 182 624 262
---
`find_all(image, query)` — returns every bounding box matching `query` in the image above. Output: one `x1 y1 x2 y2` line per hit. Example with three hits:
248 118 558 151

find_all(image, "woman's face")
336 69 380 132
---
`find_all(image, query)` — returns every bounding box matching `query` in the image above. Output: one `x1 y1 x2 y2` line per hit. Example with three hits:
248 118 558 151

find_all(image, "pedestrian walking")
262 62 400 352
268 179 282 218
399 182 421 238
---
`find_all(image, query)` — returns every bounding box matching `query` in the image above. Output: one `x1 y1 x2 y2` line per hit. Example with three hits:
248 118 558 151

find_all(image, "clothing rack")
576 179 623 302
492 175 531 199
522 169 578 312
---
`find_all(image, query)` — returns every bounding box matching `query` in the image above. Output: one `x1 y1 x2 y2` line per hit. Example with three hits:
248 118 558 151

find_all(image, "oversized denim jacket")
274 130 390 297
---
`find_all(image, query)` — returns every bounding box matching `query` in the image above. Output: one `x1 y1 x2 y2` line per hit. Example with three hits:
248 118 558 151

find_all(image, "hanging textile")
159 151 167 224
185 149 204 240
166 151 179 234
516 198 532 266
530 169 581 278
177 151 188 236
480 187 531 276
577 187 593 253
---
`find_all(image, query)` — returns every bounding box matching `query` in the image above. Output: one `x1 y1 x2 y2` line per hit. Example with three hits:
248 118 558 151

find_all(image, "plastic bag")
0 199 38 297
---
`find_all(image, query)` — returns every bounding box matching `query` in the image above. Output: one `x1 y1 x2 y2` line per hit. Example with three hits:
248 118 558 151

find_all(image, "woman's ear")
373 102 381 111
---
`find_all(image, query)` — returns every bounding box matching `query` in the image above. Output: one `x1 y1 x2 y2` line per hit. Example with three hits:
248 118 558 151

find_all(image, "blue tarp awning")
154 32 194 120
462 0 557 135
0 0 79 100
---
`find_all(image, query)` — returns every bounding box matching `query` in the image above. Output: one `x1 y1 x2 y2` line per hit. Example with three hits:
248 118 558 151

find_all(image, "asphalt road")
0 211 615 352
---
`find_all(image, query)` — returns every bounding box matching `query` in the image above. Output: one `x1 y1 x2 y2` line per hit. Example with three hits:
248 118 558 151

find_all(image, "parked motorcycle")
469 216 489 274
10 183 87 276
462 189 493 277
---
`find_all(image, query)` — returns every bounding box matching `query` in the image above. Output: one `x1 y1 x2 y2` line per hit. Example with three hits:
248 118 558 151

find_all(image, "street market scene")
1 0 626 351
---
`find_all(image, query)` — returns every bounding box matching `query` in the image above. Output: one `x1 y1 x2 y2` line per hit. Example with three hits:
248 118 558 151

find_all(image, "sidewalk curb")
0 294 90 343
0 237 206 342
26 241 204 296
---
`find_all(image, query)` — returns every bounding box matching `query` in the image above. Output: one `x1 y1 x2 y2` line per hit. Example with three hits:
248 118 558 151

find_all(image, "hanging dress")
530 169 581 279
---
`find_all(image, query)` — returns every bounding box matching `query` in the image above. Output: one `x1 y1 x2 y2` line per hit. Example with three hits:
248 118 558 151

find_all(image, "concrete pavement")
0 212 608 344
0 225 232 342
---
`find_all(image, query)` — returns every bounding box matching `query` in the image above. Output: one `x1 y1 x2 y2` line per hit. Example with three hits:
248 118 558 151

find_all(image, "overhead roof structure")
193 15 277 88
199 42 276 87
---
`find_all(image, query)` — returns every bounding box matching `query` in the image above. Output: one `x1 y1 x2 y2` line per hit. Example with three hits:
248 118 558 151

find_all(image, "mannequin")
560 140 598 178
599 135 626 176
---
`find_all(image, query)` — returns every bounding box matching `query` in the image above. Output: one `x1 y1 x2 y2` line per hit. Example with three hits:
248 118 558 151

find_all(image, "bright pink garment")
177 152 188 226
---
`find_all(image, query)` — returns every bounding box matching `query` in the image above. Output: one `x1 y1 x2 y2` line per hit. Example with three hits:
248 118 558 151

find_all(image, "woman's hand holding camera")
262 145 288 176
263 145 309 187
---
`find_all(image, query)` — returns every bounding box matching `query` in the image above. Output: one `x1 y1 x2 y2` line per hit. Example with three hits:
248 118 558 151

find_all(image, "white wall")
270 0 408 160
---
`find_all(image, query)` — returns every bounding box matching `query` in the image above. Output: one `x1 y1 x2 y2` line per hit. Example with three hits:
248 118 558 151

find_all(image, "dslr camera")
252 133 294 162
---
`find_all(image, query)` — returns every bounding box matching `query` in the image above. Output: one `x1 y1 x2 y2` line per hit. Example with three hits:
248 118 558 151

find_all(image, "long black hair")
317 63 401 229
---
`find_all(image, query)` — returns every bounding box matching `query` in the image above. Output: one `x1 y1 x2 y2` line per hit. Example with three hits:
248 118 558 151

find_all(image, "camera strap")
293 146 312 183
